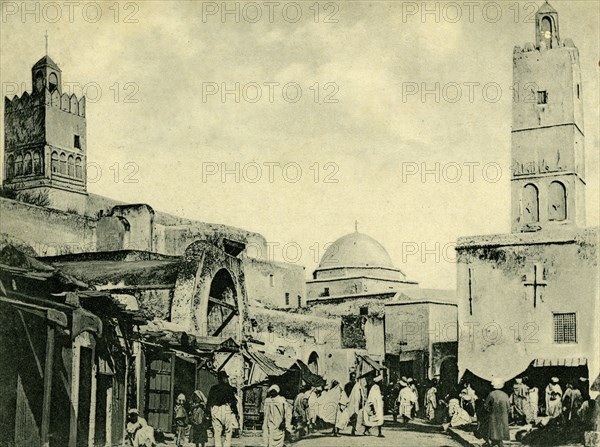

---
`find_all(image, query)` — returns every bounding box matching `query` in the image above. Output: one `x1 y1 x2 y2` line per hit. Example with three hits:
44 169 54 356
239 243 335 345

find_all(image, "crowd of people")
123 369 599 447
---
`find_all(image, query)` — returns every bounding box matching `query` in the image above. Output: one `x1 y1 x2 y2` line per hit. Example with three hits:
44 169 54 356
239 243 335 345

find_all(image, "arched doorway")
308 352 319 375
439 355 458 398
206 269 238 337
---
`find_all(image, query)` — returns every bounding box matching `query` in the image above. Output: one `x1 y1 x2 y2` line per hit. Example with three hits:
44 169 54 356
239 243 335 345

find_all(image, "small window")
359 306 369 316
553 313 577 344
6 155 14 179
23 153 32 175
15 155 23 176
75 157 83 179
51 152 59 173
74 135 81 149
285 293 290 306
323 287 330 297
577 84 580 100
269 274 274 287
537 91 548 105
297 295 302 308
68 155 75 177
33 152 41 174
60 153 67 175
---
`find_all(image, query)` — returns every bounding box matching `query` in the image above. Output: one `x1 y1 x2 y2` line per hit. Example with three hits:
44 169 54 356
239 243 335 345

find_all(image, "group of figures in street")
126 370 238 447
123 369 599 447
425 375 597 447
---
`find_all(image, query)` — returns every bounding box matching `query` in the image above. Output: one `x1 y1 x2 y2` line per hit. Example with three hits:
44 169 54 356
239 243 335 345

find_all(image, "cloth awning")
293 360 326 387
356 354 384 378
533 358 588 367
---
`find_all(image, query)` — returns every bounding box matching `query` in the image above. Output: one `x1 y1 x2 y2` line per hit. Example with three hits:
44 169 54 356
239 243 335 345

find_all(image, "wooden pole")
41 325 55 447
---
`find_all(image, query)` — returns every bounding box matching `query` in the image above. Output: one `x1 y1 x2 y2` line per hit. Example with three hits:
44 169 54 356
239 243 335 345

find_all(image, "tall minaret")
3 54 88 213
510 1 585 232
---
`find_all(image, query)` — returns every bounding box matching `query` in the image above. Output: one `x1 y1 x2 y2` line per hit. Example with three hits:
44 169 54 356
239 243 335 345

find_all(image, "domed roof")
318 231 395 269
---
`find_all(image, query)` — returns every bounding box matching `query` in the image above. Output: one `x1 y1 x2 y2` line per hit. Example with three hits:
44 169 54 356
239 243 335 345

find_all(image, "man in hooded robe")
263 384 292 447
347 377 367 435
397 380 417 425
545 377 563 418
292 384 310 438
307 386 322 432
315 380 349 436
363 374 385 437
485 379 510 447
510 378 529 425
126 409 156 447
425 379 438 422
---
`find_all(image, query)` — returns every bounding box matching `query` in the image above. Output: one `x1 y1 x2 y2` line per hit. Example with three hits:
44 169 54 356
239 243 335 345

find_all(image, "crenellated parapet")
4 88 85 117
514 37 577 54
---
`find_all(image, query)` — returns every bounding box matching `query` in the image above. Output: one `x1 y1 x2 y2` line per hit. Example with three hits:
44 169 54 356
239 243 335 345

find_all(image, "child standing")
174 393 189 447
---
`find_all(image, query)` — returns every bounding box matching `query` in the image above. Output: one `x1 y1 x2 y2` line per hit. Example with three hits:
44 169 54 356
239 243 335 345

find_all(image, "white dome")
318 231 395 269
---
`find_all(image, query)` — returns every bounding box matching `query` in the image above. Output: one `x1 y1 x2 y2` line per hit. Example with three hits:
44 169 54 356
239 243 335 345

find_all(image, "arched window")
23 153 32 175
6 155 14 179
548 181 567 221
541 16 553 48
34 71 44 92
68 155 75 177
75 157 83 179
48 72 58 92
15 155 23 176
59 153 66 175
522 184 539 223
51 152 59 174
33 152 41 174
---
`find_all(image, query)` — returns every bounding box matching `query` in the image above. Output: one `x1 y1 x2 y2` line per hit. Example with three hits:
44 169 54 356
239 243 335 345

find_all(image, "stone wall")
0 197 96 255
244 258 306 308
456 227 599 383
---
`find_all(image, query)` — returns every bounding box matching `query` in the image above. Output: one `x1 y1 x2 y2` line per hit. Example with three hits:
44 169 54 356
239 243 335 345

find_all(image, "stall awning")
533 358 588 368
195 337 239 353
244 349 294 377
356 354 384 378
294 360 326 387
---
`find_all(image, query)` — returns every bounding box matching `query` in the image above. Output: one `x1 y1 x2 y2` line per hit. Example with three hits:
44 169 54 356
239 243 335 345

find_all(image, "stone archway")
206 268 239 338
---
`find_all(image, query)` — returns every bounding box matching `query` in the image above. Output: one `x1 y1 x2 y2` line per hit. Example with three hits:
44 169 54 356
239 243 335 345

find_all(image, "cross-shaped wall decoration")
523 263 547 308
468 268 473 315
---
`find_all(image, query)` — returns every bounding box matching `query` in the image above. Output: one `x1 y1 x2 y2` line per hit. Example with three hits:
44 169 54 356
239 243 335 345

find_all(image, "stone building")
307 230 418 301
0 52 312 442
305 229 457 389
3 55 88 214
1 54 307 312
456 2 599 393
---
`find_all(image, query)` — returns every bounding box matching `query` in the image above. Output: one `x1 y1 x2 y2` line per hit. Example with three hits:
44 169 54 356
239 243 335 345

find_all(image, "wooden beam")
41 325 55 447
217 352 236 372
17 309 44 378
212 309 238 337
208 296 236 311
168 353 176 430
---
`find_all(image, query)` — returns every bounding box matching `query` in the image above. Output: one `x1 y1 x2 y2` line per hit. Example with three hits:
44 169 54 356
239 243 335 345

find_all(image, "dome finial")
354 220 358 232
44 30 48 56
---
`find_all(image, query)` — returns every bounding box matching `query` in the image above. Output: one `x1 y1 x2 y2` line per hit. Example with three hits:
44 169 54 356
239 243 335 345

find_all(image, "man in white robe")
263 384 292 447
545 377 562 418
397 381 417 425
363 374 385 437
348 379 367 435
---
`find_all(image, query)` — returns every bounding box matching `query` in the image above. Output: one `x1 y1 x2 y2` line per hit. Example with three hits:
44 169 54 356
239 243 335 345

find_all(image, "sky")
1 0 598 289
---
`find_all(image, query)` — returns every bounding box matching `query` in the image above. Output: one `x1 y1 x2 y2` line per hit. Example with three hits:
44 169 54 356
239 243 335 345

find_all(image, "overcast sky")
1 0 598 289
